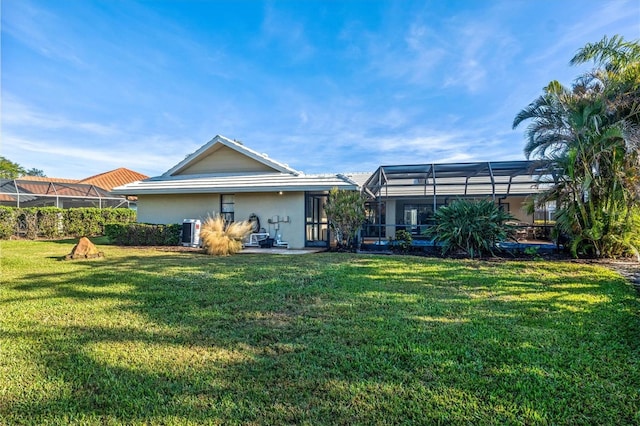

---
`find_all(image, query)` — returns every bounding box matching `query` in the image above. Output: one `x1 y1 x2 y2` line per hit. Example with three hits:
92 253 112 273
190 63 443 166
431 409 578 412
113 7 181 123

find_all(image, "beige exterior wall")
234 192 306 249
137 194 220 224
504 195 534 223
136 191 308 249
178 146 274 175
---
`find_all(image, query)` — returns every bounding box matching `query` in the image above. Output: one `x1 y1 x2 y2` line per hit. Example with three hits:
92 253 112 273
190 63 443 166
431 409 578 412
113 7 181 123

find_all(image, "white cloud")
3 96 118 136
2 0 85 65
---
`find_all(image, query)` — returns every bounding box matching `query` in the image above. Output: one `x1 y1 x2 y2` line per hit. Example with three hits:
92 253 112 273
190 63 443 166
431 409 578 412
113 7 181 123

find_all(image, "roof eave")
112 183 357 196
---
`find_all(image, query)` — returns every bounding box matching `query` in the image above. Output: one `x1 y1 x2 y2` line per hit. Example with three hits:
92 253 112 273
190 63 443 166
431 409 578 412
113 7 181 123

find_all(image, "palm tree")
512 80 574 159
514 36 640 259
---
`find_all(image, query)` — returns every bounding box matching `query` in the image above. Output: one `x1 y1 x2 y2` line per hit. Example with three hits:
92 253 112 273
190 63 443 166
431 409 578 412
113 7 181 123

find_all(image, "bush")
425 199 515 258
17 209 38 239
37 208 64 239
0 206 17 239
0 207 136 239
64 208 103 237
200 215 253 256
105 223 181 246
325 188 366 250
390 229 413 253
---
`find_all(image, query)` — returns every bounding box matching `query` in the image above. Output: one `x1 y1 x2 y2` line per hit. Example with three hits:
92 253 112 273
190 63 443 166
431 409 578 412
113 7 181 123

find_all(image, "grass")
1 239 639 425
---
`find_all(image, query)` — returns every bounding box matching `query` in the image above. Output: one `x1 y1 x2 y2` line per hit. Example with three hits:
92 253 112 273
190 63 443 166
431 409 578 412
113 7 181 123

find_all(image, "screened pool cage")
0 179 131 209
360 160 556 243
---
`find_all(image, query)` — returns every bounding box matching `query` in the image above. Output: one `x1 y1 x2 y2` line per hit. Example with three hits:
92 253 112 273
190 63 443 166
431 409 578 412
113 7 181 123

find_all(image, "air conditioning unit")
182 219 201 247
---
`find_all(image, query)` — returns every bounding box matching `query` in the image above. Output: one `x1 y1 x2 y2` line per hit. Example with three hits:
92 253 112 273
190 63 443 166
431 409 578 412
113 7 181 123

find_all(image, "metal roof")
112 172 358 195
363 160 551 199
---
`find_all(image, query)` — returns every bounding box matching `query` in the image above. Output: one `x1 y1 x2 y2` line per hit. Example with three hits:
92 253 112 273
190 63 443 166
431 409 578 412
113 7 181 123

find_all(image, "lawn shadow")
4 251 640 424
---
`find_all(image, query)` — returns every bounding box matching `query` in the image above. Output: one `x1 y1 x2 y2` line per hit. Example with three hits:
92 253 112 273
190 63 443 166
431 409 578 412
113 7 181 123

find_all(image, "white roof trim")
163 135 301 177
112 173 358 195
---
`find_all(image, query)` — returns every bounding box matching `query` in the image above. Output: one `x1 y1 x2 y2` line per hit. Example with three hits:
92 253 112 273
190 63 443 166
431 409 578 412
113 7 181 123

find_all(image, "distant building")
0 168 148 209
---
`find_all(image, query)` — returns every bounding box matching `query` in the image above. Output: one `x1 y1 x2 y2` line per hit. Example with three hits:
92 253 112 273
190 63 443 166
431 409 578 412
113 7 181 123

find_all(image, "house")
78 168 149 192
0 168 148 209
112 135 359 249
113 135 552 249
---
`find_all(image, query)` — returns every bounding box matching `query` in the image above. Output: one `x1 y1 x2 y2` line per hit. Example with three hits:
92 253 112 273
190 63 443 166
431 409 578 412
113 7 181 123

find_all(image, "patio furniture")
246 232 270 247
506 221 529 241
258 237 275 248
274 234 289 249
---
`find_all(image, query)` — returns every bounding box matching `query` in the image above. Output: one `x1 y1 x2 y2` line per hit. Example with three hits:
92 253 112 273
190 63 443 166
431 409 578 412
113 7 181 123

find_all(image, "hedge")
104 223 181 246
0 206 136 240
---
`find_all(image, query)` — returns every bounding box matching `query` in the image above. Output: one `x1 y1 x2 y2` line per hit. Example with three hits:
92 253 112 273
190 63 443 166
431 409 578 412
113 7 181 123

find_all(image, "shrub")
391 229 413 253
200 215 253 256
325 188 366 250
37 208 64 239
104 223 181 246
17 209 39 239
64 208 103 237
425 199 515 258
0 207 136 240
0 206 16 239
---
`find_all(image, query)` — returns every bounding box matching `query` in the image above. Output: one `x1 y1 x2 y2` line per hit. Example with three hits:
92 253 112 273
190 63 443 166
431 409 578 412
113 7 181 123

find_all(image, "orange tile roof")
19 176 79 183
78 168 148 192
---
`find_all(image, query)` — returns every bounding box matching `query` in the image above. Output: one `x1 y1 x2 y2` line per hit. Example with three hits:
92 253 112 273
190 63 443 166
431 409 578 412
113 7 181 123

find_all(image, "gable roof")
78 168 149 192
112 135 359 195
163 135 301 177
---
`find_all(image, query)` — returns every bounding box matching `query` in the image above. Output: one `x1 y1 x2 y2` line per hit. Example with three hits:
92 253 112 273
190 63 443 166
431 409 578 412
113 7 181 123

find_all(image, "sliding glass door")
305 192 329 247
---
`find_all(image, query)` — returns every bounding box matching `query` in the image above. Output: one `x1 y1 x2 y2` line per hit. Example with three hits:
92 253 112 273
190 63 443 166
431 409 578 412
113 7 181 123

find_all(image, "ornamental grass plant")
200 215 253 256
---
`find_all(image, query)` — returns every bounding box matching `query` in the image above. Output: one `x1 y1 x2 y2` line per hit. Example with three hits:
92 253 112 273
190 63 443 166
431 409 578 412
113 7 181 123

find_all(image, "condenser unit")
182 219 201 247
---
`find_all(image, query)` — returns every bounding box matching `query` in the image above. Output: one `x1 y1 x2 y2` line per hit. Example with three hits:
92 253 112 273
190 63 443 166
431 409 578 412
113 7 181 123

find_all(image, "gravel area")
599 260 640 293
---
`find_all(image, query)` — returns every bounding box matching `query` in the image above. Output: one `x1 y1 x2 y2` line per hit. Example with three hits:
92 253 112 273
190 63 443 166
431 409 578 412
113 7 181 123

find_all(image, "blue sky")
2 0 638 179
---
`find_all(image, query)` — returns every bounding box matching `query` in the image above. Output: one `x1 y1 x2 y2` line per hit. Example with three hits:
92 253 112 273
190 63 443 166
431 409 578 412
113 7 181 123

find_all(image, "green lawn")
1 240 639 425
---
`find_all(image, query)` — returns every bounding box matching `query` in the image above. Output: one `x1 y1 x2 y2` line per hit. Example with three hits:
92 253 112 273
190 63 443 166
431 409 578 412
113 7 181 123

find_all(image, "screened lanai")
0 179 130 208
361 160 554 241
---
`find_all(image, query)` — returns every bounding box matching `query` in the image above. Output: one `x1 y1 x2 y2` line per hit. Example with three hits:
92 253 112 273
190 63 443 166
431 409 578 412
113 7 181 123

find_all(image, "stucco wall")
503 195 534 223
137 194 220 224
234 192 305 249
136 191 308 249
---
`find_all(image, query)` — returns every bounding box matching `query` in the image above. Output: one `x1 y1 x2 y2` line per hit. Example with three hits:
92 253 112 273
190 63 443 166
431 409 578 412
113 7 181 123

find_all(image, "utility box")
182 219 201 247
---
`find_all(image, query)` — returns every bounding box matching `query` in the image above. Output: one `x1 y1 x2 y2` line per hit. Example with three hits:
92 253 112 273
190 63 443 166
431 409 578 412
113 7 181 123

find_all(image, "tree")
0 157 26 179
513 35 640 259
324 188 366 250
25 168 46 177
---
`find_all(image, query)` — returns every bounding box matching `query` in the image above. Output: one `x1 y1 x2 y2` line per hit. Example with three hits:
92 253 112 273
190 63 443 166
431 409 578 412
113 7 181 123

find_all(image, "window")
221 194 234 223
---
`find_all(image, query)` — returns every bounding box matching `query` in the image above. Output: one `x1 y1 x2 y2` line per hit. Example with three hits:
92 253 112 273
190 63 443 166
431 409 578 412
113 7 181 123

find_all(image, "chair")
274 234 289 249
506 221 528 241
246 231 270 247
